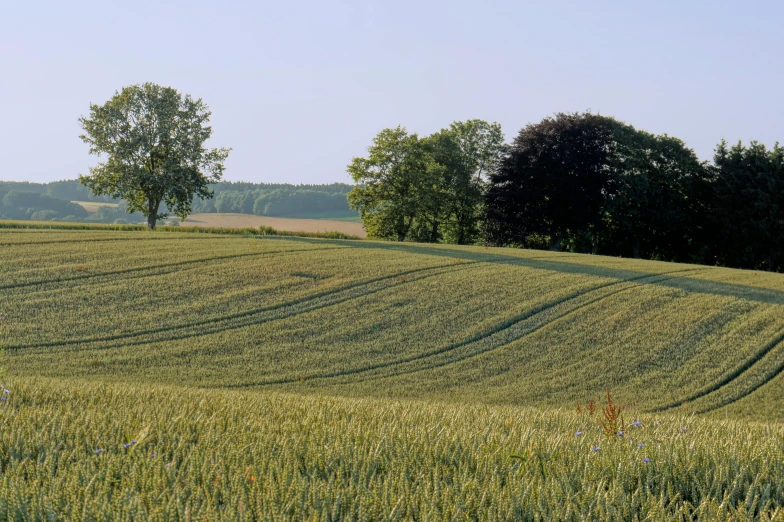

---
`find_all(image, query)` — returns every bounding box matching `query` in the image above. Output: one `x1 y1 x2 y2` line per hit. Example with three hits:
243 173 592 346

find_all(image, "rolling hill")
3 227 784 420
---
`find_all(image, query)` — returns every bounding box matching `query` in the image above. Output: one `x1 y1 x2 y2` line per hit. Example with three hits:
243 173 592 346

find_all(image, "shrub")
30 210 61 221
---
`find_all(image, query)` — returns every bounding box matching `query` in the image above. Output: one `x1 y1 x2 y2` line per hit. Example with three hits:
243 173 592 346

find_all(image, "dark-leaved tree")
484 113 615 251
602 121 711 261
711 140 784 271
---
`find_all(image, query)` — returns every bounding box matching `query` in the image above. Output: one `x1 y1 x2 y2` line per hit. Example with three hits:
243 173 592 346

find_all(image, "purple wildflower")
95 448 104 454
591 445 600 452
632 420 642 428
617 430 624 437
123 440 137 449
575 431 584 437
642 457 650 464
638 443 645 449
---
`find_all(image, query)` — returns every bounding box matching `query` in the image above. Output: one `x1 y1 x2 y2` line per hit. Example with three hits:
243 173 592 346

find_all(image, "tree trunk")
549 234 562 251
147 199 161 230
455 216 465 245
430 219 439 243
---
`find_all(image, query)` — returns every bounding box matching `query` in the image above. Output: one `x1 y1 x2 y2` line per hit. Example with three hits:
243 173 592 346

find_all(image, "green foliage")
189 181 356 218
348 126 444 241
349 121 504 243
712 140 784 271
601 120 711 261
0 180 359 222
0 180 114 203
29 209 60 221
484 112 616 251
439 119 504 244
78 83 231 229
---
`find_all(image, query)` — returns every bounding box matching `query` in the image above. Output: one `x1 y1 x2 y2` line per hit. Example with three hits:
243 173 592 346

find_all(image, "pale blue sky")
1 0 781 184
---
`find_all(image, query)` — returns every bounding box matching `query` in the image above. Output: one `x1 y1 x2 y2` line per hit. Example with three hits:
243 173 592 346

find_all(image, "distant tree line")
349 114 784 272
190 182 356 219
0 180 115 203
0 188 89 221
0 179 358 224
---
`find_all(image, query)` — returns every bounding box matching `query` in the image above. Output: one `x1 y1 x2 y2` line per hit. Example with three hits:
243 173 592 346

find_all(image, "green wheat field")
3 227 784 520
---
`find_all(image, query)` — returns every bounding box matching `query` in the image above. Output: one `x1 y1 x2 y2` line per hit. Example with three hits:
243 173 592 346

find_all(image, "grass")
3 227 784 518
0 378 783 520
4 228 784 418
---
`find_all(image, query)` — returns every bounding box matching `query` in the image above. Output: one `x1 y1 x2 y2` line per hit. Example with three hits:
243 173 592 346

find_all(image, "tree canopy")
484 113 615 251
347 127 443 241
78 83 230 229
348 121 505 243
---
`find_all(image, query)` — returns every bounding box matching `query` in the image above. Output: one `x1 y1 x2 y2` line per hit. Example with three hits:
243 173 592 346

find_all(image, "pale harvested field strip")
9 262 478 351
72 201 118 212
181 213 367 237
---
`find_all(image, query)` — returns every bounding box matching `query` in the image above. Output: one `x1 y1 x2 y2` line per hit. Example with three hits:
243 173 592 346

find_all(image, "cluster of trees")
190 182 356 219
348 120 504 243
350 113 783 272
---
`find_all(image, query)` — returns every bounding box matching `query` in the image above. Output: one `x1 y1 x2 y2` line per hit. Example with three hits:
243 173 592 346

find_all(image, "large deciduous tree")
436 120 505 245
78 83 231 229
602 121 710 261
349 121 504 244
347 127 443 241
484 113 615 251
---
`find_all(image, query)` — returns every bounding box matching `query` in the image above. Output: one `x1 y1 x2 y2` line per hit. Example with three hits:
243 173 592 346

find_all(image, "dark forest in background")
483 113 783 272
